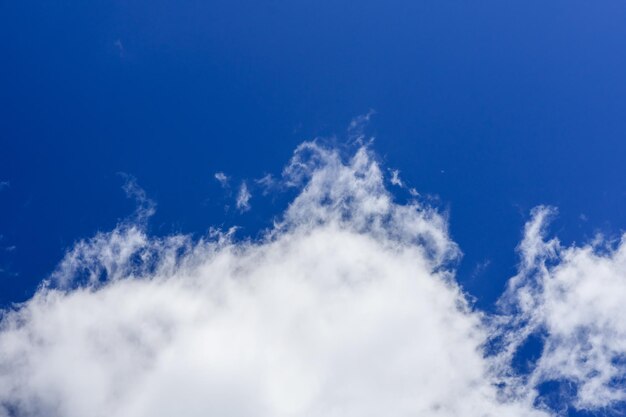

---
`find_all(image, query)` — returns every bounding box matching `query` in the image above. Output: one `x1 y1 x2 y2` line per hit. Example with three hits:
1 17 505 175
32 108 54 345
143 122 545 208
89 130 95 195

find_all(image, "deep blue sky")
1 0 626 322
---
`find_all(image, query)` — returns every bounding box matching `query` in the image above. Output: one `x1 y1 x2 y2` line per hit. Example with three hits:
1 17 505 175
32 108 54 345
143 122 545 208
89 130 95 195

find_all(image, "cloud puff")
214 172 229 188
0 142 624 417
498 206 626 411
389 169 403 187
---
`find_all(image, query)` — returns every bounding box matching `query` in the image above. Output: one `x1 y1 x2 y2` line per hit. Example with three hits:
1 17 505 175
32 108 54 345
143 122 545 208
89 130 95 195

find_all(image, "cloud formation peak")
0 142 624 416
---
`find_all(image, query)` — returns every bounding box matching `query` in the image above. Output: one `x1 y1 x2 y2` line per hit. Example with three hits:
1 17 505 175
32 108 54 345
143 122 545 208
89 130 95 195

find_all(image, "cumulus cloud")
0 142 624 417
498 206 626 411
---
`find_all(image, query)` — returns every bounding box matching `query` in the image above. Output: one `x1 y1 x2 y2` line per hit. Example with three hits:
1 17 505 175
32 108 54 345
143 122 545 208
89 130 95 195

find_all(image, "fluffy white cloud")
0 142 624 417
499 206 626 411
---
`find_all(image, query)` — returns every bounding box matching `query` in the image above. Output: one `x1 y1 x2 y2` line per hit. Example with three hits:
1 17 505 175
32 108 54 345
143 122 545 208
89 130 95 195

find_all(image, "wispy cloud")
0 181 9 192
236 181 251 212
389 169 403 187
347 109 375 143
255 173 276 195
118 173 156 222
114 39 125 58
348 109 375 133
214 172 229 188
496 206 626 410
0 142 624 416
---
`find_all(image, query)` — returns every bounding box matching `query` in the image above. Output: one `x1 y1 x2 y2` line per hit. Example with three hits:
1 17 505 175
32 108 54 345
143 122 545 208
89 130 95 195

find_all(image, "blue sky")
1 1 626 416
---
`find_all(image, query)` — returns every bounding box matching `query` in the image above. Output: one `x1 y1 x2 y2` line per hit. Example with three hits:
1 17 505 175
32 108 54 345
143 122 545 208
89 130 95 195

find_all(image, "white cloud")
255 174 276 195
348 109 375 131
0 181 9 192
118 173 156 222
389 169 403 187
214 172 229 188
236 182 251 212
0 142 624 417
347 109 375 143
497 207 626 410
